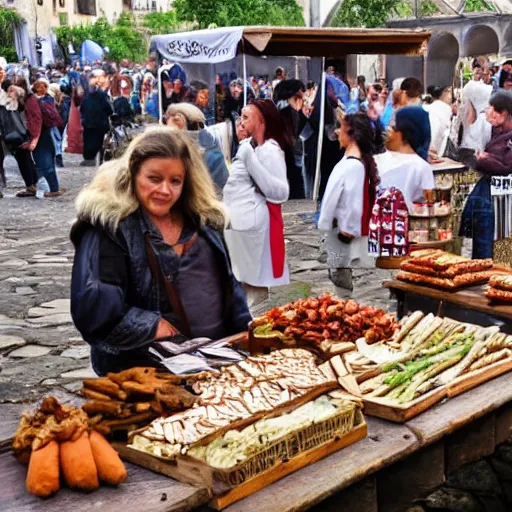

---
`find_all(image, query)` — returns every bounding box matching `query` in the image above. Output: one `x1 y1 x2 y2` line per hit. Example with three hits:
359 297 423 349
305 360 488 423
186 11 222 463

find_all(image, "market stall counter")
2 371 512 512
384 279 512 330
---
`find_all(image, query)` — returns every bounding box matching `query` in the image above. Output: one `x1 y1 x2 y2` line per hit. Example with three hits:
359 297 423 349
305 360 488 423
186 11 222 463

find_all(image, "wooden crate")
362 387 447 423
116 410 367 510
360 359 512 423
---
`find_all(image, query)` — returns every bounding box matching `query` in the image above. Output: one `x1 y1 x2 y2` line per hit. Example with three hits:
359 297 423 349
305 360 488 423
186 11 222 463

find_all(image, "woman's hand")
338 230 354 240
155 318 179 339
22 139 38 151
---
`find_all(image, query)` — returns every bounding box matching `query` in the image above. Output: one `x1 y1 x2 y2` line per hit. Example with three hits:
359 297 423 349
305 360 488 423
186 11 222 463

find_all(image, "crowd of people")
1 51 511 314
0 57 150 199
40 51 508 373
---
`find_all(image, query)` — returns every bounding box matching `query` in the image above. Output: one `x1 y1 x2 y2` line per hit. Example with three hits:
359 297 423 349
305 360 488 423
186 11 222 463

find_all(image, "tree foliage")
142 11 180 34
331 0 402 28
173 0 305 29
465 0 495 12
331 0 495 28
56 13 147 63
394 0 440 18
0 7 23 62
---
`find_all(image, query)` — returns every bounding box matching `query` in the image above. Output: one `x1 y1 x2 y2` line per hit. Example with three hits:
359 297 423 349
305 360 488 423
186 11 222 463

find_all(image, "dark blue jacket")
80 88 113 131
70 209 251 375
195 129 228 192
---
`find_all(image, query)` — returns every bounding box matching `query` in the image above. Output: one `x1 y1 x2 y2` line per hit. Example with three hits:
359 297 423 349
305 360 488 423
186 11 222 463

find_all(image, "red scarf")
361 172 372 237
267 203 285 279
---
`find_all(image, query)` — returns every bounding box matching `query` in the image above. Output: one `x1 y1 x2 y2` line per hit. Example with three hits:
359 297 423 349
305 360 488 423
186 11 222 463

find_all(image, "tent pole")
243 51 248 107
158 65 163 124
313 58 326 202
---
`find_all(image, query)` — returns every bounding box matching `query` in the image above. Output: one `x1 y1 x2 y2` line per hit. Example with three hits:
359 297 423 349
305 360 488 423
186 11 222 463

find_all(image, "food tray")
178 409 367 510
362 387 447 423
183 402 357 491
116 399 367 509
360 358 512 423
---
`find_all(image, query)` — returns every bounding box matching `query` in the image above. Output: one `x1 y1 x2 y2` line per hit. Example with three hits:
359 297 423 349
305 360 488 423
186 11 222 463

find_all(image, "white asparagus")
468 348 512 371
393 311 425 345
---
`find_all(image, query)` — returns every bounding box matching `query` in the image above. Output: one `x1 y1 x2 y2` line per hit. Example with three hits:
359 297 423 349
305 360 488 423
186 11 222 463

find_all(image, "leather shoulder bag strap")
144 234 192 338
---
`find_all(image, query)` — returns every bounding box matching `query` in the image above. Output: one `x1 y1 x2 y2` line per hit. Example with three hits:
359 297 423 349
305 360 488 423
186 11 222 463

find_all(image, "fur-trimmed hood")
74 157 138 234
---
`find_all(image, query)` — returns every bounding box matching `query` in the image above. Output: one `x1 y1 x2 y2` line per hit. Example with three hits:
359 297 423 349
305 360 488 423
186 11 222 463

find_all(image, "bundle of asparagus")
358 313 512 405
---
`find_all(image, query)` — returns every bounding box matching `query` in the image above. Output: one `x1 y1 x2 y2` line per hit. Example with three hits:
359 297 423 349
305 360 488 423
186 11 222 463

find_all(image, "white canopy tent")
150 26 430 200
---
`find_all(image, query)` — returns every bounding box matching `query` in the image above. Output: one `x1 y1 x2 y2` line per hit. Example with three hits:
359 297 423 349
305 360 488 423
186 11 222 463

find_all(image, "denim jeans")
50 126 62 157
459 177 494 259
32 129 59 192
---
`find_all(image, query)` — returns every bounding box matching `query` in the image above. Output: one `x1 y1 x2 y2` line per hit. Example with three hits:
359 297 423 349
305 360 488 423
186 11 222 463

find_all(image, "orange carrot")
26 440 60 497
60 431 99 491
89 430 127 485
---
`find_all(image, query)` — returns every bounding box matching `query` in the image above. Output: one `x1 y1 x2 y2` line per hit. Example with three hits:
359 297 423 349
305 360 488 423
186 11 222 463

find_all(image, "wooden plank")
362 387 447 423
377 443 445 512
222 417 419 512
308 477 377 512
445 414 495 473
209 420 368 510
406 371 512 446
383 280 512 321
0 451 209 512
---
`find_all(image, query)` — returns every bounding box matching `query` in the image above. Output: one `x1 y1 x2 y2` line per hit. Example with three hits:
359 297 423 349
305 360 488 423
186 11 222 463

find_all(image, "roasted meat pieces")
80 368 197 436
251 294 398 351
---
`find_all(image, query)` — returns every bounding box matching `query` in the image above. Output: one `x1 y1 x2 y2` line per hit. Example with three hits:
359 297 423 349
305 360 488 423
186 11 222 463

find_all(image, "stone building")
1 0 124 65
131 0 173 14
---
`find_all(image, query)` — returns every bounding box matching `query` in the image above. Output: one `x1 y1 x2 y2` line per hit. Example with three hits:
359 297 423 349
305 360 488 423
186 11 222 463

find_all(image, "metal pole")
243 51 248 107
313 57 326 202
158 65 164 124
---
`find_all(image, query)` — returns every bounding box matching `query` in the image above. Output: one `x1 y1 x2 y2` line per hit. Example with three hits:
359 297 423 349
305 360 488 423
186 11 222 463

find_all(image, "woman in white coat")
318 111 380 296
223 100 290 307
425 85 453 157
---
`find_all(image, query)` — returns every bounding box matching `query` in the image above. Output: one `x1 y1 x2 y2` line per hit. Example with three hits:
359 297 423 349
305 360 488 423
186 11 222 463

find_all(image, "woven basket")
208 403 358 488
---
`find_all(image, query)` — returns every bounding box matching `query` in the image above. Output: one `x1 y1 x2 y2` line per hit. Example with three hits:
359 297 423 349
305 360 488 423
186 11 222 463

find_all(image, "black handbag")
0 108 30 149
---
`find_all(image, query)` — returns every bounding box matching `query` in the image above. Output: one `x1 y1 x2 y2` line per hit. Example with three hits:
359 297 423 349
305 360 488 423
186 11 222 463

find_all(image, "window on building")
53 0 57 14
76 0 97 16
59 13 68 26
37 0 43 6
60 0 65 7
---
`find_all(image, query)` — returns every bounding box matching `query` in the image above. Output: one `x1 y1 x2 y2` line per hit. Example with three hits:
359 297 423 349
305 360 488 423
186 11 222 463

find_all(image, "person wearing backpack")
32 77 65 197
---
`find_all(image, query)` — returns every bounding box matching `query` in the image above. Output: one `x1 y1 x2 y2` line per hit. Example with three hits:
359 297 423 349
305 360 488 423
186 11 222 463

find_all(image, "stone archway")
462 24 500 57
502 22 512 55
427 31 460 87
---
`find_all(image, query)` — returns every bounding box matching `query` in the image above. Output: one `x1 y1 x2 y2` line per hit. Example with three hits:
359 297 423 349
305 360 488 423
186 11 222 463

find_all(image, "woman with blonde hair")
70 127 251 375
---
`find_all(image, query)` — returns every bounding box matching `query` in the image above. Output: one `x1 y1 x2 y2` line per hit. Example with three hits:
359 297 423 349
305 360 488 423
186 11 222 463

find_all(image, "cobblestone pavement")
0 151 395 409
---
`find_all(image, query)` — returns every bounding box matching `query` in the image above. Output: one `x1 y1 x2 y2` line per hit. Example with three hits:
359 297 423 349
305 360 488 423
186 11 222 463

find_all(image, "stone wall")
5 0 124 38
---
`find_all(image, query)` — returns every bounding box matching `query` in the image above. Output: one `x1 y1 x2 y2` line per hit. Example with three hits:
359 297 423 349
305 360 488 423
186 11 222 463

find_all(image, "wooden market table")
2 371 512 512
383 279 512 329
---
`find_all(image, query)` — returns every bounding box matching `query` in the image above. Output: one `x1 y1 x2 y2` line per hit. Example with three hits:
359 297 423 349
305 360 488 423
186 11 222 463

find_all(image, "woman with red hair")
223 99 290 308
